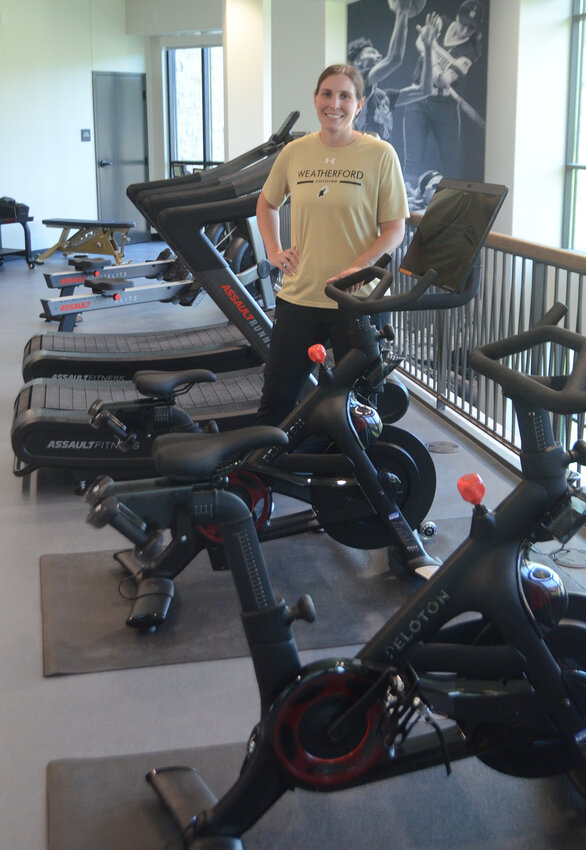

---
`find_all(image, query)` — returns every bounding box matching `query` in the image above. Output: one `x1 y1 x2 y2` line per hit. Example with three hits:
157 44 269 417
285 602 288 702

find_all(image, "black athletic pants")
256 297 354 427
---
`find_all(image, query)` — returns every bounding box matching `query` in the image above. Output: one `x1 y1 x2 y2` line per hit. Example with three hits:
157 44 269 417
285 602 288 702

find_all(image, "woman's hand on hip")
268 247 300 277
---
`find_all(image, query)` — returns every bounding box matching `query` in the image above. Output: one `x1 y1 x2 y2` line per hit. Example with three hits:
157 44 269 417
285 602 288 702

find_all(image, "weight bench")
37 218 135 264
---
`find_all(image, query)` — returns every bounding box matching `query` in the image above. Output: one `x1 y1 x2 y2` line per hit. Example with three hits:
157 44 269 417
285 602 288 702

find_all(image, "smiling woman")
254 62 409 426
312 65 365 147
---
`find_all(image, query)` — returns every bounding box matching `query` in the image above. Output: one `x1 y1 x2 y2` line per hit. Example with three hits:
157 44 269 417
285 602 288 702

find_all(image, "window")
563 0 586 251
167 46 224 176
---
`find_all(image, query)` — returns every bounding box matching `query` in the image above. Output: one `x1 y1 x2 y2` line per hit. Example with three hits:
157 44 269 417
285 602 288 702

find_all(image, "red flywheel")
198 470 272 544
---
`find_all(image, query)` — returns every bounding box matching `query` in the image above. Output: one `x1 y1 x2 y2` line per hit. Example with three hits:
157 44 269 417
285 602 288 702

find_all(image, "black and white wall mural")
347 0 489 209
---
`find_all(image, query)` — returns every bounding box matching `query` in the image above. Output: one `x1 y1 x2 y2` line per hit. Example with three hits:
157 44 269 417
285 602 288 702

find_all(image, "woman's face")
314 73 363 135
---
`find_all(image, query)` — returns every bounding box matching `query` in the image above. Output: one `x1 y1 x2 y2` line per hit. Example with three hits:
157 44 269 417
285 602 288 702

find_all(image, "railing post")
434 311 448 410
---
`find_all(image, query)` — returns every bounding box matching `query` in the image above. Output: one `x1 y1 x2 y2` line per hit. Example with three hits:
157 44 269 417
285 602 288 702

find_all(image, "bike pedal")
414 559 441 581
126 577 175 630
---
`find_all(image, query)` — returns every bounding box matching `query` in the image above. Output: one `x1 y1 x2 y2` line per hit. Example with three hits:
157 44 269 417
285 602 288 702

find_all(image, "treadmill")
22 114 300 382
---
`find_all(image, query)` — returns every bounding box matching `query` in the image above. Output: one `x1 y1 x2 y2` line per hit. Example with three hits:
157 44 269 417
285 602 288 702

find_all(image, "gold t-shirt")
262 132 408 308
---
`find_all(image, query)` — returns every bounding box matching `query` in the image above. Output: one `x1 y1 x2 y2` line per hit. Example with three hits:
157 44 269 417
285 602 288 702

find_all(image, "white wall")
513 0 570 246
325 1 349 69
223 0 271 157
270 0 347 134
485 0 571 245
0 0 146 250
484 1 521 235
125 0 222 36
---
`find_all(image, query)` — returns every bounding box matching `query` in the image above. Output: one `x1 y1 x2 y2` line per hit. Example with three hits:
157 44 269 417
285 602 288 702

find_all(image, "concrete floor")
0 243 581 849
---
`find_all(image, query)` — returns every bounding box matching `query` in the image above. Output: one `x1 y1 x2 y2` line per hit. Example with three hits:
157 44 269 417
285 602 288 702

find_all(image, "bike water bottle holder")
366 356 394 392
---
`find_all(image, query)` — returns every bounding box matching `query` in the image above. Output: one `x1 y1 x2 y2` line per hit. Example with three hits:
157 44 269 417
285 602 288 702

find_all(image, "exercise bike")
95 292 586 849
85 259 442 629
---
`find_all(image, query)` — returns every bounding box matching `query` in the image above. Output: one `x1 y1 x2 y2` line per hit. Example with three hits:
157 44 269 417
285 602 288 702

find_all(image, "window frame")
563 0 585 250
166 45 224 177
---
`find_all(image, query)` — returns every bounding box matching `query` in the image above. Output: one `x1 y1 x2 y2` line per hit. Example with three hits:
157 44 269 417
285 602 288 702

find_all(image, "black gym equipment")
84 302 586 849
13 195 275 475
23 194 271 382
21 114 300 381
12 180 507 485
84 315 439 628
0 198 35 268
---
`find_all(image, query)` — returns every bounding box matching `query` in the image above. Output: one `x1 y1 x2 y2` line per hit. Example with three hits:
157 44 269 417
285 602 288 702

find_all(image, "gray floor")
0 245 582 849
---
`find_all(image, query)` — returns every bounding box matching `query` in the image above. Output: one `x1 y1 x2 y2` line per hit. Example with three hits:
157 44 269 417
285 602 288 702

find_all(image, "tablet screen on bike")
400 179 508 292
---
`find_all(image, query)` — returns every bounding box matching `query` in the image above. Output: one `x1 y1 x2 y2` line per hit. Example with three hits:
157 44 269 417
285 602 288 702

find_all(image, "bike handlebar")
325 265 439 315
469 302 586 413
324 253 482 314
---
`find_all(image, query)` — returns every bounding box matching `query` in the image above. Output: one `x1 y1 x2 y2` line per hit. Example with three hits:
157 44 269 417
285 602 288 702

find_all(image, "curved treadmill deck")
22 319 266 381
12 368 265 478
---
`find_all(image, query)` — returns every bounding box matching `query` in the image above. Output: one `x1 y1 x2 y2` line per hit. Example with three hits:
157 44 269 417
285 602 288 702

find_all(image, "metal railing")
391 220 586 460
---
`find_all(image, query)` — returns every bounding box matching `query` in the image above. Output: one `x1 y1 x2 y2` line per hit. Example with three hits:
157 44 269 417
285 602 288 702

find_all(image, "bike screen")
400 179 507 292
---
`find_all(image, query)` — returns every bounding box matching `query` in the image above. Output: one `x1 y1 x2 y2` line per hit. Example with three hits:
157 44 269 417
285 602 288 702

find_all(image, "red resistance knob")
457 473 486 505
113 293 121 301
308 343 327 364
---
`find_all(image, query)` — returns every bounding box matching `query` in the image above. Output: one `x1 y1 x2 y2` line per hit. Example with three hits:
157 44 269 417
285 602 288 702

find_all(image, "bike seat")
133 368 217 398
153 426 289 481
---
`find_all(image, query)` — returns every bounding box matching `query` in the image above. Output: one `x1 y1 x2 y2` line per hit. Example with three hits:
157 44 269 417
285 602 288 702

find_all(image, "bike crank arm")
381 504 440 575
360 462 440 575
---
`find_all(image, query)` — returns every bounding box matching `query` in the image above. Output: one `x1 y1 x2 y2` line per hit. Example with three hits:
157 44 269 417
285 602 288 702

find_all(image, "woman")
255 63 408 426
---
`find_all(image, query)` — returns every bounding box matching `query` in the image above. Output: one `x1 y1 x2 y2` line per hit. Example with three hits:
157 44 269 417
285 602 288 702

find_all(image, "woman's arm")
256 191 299 276
326 219 405 290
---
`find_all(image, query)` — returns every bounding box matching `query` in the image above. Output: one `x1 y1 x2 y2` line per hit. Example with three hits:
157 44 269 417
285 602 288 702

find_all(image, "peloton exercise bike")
21 113 300 381
86 289 586 848
83 180 508 629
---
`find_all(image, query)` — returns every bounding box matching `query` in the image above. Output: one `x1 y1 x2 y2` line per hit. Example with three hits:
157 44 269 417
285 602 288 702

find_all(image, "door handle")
98 159 113 167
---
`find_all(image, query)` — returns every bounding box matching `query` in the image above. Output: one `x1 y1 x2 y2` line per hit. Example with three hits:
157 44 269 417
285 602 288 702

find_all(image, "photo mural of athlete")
348 0 433 143
255 64 408 426
403 0 486 190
